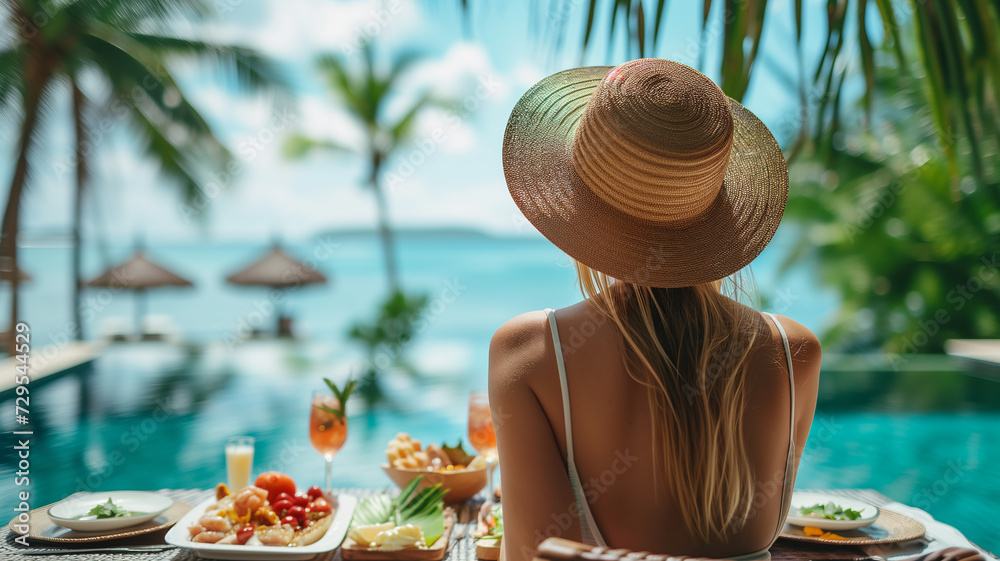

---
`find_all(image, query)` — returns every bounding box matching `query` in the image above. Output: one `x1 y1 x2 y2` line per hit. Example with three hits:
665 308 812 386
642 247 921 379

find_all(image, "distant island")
315 226 506 239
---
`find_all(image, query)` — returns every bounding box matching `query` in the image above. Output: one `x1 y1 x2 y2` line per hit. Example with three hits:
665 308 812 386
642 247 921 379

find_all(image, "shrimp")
198 515 232 533
216 534 239 545
192 531 226 543
233 486 268 517
256 525 293 546
187 524 205 537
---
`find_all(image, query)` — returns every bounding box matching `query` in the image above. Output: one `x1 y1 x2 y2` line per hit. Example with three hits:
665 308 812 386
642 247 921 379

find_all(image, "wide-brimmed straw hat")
502 58 788 288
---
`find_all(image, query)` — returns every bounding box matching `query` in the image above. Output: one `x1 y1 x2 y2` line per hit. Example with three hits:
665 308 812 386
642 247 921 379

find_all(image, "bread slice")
291 515 333 546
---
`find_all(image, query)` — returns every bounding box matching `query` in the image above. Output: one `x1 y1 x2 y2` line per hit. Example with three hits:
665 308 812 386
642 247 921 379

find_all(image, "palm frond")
388 93 433 145
0 47 24 127
65 0 211 28
316 53 374 125
111 32 288 93
283 133 355 160
126 104 209 205
76 33 227 161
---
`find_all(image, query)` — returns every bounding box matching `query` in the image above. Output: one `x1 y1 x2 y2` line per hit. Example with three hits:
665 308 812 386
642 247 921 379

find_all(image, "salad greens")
87 498 133 519
796 502 864 520
353 476 449 546
476 504 503 547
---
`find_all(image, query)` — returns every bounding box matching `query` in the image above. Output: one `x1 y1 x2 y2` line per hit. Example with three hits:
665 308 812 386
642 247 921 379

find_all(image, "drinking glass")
310 392 349 495
225 436 255 491
468 392 498 501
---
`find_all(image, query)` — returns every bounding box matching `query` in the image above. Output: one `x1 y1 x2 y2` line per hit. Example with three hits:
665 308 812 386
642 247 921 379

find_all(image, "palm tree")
0 0 284 351
285 42 441 294
457 0 1000 192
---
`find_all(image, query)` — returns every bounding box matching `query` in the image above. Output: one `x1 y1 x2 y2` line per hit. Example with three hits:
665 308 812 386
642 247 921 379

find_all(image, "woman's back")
489 299 820 560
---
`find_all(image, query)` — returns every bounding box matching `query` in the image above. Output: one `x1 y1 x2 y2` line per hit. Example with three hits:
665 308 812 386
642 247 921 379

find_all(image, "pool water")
2 343 997 551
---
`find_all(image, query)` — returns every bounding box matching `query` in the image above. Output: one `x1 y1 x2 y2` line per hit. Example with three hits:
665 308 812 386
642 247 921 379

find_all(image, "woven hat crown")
571 59 735 226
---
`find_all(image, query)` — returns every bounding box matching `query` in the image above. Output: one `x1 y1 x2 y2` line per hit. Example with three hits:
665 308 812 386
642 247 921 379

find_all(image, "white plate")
785 492 880 530
164 494 356 560
48 491 175 532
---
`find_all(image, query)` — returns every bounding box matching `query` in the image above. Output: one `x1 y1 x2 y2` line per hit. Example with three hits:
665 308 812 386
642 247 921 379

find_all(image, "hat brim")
502 66 788 288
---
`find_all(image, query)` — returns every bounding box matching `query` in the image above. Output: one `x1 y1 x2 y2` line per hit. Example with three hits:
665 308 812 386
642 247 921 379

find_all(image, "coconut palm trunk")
369 153 399 294
2 59 52 353
71 78 87 340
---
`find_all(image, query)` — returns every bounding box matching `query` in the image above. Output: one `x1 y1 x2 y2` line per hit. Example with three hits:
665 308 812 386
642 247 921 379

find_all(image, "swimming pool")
2 342 997 551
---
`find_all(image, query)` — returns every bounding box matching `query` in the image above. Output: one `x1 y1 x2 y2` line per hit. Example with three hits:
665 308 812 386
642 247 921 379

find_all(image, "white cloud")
202 0 425 59
407 42 508 101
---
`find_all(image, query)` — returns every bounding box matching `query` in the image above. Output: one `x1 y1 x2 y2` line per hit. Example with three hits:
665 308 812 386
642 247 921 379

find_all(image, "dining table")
2 488 995 561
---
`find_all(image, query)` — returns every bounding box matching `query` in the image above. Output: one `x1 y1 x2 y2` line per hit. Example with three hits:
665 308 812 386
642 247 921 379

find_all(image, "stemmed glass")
309 391 349 495
468 392 498 502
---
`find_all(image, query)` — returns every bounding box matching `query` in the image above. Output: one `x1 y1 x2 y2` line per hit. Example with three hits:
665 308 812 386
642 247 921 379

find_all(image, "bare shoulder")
488 310 555 391
765 313 822 364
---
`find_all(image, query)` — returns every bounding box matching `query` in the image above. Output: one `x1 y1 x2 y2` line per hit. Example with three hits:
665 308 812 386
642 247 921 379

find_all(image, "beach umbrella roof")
87 252 193 290
226 246 327 289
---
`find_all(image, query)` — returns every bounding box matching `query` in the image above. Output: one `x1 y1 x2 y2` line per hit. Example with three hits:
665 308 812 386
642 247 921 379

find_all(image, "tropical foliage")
285 41 448 294
783 54 1000 355
463 0 1000 352
0 0 283 350
477 0 1000 188
348 290 430 405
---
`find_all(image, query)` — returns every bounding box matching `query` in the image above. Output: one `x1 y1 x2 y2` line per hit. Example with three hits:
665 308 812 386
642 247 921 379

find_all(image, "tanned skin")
489 300 822 561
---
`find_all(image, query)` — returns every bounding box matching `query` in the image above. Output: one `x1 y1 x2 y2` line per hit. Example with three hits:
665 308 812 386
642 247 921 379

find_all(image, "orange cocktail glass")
310 392 348 494
468 392 497 501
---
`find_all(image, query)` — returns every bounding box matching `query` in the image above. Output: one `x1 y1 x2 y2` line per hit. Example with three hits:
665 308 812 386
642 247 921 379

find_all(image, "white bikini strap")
762 312 796 440
544 308 605 547
545 309 576 465
762 311 798 547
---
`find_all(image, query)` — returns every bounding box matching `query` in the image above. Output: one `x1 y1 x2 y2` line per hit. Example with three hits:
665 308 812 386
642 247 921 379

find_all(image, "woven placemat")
779 507 926 545
8 500 193 544
0 488 482 561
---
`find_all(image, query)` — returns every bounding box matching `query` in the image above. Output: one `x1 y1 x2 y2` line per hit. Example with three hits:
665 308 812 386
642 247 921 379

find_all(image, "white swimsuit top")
544 309 797 561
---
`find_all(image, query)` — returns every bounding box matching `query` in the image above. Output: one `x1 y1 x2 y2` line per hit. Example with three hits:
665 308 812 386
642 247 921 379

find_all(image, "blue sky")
2 0 859 245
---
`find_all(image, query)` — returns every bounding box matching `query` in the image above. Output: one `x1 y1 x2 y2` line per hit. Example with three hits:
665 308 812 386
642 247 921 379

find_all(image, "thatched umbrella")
87 251 193 335
225 244 328 335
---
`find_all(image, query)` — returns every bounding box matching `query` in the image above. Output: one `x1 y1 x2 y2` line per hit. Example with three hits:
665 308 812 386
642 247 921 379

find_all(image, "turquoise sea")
2 233 998 551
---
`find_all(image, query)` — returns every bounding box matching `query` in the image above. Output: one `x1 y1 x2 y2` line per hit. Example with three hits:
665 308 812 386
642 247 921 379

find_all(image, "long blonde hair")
575 261 766 543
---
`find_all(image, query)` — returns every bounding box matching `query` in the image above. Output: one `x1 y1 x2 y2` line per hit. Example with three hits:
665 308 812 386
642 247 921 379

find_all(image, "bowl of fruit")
381 433 495 503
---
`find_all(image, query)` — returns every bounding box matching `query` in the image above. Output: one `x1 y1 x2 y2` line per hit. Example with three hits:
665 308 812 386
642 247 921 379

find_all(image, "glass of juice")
468 392 498 501
225 436 255 490
310 392 349 495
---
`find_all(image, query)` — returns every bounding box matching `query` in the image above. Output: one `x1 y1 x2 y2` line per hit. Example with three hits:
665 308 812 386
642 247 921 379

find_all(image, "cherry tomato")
307 497 332 517
306 485 324 500
287 505 306 521
281 515 299 528
254 472 297 504
236 525 255 545
275 493 293 503
292 493 310 507
272 499 293 514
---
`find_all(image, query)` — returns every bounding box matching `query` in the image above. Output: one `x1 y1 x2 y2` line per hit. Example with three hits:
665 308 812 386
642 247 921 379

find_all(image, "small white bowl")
49 491 174 532
785 492 880 531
